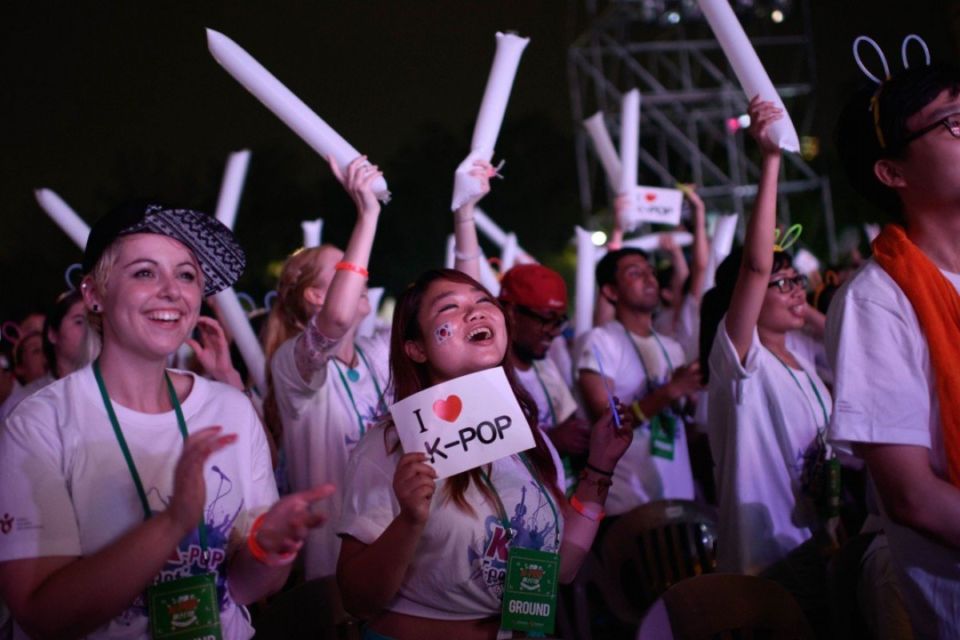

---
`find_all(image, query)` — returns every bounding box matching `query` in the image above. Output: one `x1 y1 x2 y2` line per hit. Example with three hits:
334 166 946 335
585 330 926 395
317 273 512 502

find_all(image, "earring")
92 304 100 312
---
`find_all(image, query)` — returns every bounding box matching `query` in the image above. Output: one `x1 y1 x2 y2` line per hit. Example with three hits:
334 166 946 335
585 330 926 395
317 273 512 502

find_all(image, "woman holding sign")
0 202 334 639
702 99 835 609
337 268 633 639
265 155 391 580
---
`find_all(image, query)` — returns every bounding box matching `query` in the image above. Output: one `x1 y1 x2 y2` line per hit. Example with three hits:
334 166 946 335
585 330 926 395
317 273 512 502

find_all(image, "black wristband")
585 462 614 477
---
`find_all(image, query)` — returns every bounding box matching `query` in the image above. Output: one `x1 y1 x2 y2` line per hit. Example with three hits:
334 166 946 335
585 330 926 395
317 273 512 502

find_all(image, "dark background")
2 0 958 322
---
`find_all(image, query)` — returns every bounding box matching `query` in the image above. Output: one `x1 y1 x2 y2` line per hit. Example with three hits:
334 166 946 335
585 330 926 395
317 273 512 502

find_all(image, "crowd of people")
1 56 959 640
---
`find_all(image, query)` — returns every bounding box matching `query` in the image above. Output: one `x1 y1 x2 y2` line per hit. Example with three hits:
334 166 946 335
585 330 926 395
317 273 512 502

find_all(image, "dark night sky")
2 1 957 321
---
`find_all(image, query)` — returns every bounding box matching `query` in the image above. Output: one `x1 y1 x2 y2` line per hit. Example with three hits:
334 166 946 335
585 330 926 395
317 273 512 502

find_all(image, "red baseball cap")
499 264 568 311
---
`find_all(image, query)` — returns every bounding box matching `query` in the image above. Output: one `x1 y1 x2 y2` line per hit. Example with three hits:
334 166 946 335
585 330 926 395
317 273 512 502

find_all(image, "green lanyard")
332 344 386 438
770 352 830 433
531 362 558 426
621 323 674 393
478 454 561 548
93 360 209 558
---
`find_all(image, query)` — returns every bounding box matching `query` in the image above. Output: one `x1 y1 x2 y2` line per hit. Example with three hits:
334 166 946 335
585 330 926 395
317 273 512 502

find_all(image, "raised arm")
724 97 783 362
293 156 383 381
681 184 709 301
452 159 494 281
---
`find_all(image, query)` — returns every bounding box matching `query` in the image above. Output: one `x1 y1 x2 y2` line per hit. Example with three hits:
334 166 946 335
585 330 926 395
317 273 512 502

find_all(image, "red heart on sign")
645 192 657 202
432 395 463 422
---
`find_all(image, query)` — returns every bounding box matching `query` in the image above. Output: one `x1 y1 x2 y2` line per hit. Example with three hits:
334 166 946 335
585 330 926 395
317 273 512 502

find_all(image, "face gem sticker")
434 322 454 345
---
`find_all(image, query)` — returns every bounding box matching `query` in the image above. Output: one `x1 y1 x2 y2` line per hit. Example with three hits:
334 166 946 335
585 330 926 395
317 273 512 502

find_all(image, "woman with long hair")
265 156 390 580
337 268 633 640
0 202 333 638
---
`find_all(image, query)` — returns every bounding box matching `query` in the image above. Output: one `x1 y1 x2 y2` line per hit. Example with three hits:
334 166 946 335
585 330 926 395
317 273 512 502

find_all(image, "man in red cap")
499 264 590 487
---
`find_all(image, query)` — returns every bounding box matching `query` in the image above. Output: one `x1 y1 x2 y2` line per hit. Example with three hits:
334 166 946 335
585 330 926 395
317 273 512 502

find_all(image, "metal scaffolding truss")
568 0 837 260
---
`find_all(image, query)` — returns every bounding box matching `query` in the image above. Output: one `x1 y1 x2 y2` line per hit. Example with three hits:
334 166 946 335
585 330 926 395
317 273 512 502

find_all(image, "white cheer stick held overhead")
35 189 90 250
618 90 641 229
698 0 800 152
206 29 390 202
575 226 603 337
301 218 323 248
451 32 530 211
213 149 251 231
583 112 622 190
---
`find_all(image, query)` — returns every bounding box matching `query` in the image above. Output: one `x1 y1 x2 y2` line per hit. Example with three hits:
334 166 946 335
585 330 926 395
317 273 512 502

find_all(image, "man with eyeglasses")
577 248 702 517
498 264 588 491
831 62 960 638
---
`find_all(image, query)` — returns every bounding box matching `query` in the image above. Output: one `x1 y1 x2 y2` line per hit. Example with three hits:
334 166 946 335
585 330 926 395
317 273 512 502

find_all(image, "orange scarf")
873 224 960 487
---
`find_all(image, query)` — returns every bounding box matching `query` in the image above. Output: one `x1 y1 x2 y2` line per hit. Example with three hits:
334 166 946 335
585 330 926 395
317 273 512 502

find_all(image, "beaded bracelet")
247 514 300 567
570 495 605 522
334 261 369 278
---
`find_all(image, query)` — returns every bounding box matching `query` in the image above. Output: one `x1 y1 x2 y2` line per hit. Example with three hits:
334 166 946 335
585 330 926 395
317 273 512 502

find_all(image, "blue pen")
591 345 622 429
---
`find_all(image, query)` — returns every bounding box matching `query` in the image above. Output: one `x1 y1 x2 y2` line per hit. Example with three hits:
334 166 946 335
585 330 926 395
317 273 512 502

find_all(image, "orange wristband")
334 261 369 278
247 514 300 566
570 495 605 522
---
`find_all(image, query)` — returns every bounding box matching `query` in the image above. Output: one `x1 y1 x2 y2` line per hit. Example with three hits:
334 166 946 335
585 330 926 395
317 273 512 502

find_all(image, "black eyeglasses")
767 275 808 294
901 112 960 146
515 305 568 331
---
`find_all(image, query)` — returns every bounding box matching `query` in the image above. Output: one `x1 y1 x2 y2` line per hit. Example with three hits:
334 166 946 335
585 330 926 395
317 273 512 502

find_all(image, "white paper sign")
625 185 683 228
390 367 535 479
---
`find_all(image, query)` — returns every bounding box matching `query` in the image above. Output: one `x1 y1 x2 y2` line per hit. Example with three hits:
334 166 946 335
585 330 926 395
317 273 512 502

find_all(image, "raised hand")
187 316 243 390
460 158 495 210
747 96 784 156
393 452 437 527
329 155 383 218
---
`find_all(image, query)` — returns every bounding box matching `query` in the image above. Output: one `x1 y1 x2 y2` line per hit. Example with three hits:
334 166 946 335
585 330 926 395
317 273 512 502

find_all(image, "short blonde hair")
83 234 205 333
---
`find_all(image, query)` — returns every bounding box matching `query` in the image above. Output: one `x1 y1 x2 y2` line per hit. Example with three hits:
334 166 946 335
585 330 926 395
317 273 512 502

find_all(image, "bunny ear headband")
853 34 932 149
773 224 802 253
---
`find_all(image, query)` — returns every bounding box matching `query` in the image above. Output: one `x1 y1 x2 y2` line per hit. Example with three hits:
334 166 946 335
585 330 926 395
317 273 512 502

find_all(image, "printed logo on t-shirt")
124 465 243 621
467 484 559 600
0 513 13 534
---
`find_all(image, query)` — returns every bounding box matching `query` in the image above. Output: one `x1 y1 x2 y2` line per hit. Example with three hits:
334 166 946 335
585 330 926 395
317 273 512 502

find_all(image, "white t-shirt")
707 320 830 574
0 366 277 640
576 320 694 515
271 328 390 579
515 359 579 491
338 426 563 620
515 360 578 430
827 259 960 639
653 294 701 363
0 374 54 424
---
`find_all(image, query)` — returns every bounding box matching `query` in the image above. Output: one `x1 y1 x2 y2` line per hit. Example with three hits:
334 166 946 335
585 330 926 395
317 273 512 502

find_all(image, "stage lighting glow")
771 9 784 22
592 231 608 246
